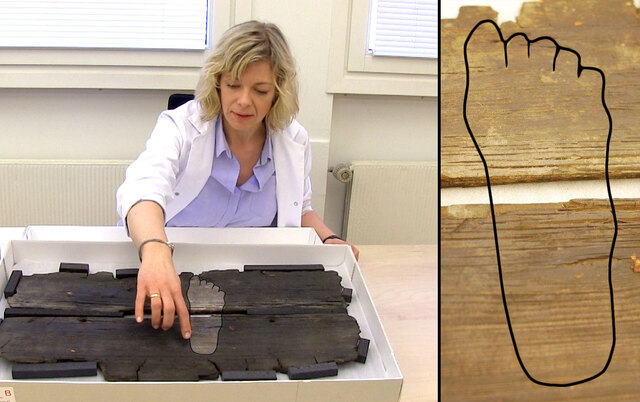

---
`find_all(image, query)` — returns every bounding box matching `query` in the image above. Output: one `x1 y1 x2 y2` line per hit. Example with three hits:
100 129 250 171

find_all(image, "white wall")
325 95 438 234
0 88 172 160
248 0 334 221
252 0 439 236
0 0 437 238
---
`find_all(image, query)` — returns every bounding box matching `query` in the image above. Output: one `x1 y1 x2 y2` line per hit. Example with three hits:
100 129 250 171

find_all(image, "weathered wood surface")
199 270 346 314
7 270 347 315
0 269 360 381
7 272 135 313
0 314 360 381
441 0 640 187
441 199 640 400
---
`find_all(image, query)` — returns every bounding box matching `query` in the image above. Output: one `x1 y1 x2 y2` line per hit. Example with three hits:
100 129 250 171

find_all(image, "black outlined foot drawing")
188 276 225 354
463 20 617 387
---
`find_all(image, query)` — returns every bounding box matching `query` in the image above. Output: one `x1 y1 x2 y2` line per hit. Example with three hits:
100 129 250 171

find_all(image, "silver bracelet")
138 238 175 262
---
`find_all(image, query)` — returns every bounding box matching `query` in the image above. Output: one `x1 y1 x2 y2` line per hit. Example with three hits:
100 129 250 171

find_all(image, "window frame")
327 0 437 97
0 0 246 90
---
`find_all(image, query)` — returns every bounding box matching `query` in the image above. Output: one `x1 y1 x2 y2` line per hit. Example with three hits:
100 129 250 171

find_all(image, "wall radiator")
0 160 130 226
341 161 437 245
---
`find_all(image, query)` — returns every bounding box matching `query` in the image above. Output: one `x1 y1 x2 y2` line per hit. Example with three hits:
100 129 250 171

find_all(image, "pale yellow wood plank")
442 199 640 400
441 0 640 187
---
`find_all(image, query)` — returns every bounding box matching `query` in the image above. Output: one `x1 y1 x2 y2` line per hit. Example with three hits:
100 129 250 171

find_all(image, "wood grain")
6 269 347 315
0 314 360 381
357 245 437 402
441 0 640 187
441 199 640 400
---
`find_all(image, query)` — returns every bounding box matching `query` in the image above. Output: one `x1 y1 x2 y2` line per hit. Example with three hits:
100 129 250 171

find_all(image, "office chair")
168 94 195 110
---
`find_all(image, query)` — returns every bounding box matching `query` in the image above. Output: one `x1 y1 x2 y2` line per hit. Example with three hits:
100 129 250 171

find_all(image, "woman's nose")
237 89 251 106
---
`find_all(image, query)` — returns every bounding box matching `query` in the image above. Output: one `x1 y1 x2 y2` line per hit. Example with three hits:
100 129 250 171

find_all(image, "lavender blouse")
166 118 277 227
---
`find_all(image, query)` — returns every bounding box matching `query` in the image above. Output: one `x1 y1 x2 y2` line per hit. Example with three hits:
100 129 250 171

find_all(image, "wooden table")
358 245 437 402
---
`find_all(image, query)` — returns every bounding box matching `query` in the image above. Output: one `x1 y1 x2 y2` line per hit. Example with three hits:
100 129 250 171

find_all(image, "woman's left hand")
324 237 360 260
300 211 360 260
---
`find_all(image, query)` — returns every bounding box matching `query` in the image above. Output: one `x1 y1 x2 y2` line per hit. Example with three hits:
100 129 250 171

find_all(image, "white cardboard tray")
0 240 402 402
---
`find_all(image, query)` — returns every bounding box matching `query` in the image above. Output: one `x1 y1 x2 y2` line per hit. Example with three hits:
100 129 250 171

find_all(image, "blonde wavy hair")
195 21 299 132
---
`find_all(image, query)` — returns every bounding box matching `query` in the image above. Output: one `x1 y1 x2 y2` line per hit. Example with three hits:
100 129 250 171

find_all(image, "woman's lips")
233 111 252 120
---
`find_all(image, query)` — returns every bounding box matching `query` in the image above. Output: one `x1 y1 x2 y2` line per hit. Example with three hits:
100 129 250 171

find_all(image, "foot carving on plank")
187 276 225 354
463 19 616 386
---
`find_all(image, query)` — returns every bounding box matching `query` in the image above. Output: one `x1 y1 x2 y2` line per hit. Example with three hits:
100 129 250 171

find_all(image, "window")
0 0 243 90
0 0 209 50
367 0 437 58
327 0 437 97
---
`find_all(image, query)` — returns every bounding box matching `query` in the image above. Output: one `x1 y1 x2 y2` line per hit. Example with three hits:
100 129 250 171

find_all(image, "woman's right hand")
135 240 192 339
126 200 192 340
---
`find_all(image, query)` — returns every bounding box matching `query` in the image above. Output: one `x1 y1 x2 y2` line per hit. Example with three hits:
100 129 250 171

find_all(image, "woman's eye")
255 89 268 95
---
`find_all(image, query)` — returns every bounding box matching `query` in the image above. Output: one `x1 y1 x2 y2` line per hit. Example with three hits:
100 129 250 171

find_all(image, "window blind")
367 0 437 59
0 0 209 50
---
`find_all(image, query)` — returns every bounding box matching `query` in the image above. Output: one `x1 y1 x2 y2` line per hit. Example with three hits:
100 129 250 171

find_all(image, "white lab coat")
116 100 313 229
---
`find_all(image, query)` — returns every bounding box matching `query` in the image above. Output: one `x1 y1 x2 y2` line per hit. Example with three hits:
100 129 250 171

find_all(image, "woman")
116 21 358 340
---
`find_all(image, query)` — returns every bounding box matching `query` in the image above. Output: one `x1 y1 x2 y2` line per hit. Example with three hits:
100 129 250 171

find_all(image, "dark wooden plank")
441 0 640 187
7 270 347 315
287 362 338 380
0 314 360 381
115 268 139 279
7 272 136 314
4 307 123 318
212 314 359 372
12 361 97 379
0 268 360 382
246 306 347 315
221 370 277 381
341 287 353 303
59 262 89 274
245 357 279 371
441 199 640 400
136 357 218 381
3 270 21 298
356 338 370 364
194 270 346 314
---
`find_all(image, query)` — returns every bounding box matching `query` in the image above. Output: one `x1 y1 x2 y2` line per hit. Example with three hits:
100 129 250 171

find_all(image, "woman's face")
219 60 277 138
